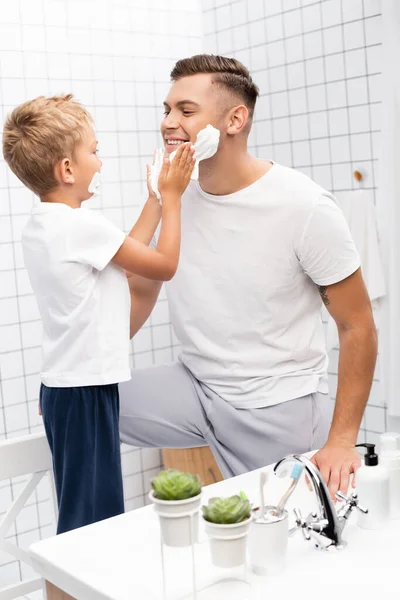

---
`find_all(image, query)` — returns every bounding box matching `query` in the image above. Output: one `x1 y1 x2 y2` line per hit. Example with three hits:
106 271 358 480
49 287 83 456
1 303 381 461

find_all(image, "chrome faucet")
273 454 367 550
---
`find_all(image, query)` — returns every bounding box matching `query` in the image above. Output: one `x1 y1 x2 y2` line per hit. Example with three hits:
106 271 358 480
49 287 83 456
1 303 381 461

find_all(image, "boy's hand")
38 402 42 416
158 143 195 201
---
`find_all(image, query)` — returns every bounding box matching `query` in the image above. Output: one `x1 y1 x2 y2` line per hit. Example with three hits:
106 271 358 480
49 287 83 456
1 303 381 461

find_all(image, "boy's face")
161 74 225 155
72 125 102 200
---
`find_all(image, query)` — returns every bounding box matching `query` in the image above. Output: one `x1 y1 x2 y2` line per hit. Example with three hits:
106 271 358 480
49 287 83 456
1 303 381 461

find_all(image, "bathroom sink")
30 461 399 600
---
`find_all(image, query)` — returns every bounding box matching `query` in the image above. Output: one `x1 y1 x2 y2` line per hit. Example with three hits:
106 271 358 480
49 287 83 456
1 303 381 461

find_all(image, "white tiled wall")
0 0 388 590
0 0 201 589
202 0 384 444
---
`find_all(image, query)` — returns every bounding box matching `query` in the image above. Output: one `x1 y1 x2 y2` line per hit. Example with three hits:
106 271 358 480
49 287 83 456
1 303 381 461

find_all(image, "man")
119 55 377 499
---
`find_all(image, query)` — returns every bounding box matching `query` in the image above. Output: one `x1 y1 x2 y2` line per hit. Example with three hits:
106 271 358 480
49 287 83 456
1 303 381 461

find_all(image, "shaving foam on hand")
150 124 220 201
149 149 165 201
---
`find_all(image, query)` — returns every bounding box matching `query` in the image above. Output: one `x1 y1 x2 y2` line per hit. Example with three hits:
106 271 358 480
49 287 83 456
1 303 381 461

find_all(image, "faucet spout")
274 454 344 549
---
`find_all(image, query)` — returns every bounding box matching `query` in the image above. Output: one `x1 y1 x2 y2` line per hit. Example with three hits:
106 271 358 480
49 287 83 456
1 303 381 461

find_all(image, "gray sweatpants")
119 361 331 478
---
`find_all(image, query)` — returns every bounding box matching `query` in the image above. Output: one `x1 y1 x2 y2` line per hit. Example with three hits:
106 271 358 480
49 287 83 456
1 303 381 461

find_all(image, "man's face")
161 74 224 155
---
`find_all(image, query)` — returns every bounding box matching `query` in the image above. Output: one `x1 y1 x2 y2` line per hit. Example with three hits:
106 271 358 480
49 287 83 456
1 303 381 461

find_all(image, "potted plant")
202 492 252 568
149 469 202 547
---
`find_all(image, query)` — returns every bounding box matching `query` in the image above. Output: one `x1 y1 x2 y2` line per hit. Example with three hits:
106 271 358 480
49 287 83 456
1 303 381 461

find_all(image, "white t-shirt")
22 202 131 387
166 162 361 408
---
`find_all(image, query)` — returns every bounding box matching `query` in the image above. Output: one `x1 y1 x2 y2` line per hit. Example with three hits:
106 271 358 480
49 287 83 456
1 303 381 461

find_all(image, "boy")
2 94 194 534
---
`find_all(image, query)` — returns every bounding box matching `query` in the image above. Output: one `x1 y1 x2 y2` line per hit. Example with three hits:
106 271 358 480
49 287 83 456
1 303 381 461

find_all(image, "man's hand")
311 441 361 501
38 402 42 416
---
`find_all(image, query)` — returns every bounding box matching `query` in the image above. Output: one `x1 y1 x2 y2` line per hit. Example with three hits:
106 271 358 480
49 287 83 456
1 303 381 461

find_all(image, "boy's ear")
56 158 75 185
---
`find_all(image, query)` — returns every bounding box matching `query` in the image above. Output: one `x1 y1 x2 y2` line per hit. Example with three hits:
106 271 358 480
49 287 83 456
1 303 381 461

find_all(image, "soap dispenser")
379 432 400 520
355 443 389 530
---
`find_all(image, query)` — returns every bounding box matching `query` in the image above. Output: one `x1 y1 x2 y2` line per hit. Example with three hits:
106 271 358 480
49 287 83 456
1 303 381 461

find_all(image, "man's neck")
198 148 273 196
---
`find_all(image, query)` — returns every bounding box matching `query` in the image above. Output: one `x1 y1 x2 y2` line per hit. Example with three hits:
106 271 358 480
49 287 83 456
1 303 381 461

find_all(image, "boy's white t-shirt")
22 202 131 388
165 162 361 408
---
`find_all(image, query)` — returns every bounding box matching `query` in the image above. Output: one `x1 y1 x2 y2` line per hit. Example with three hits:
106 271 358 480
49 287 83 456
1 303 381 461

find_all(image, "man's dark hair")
170 54 259 120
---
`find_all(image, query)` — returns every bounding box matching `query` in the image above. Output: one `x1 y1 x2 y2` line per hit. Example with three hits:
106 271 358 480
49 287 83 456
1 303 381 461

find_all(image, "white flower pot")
149 490 202 547
203 515 252 568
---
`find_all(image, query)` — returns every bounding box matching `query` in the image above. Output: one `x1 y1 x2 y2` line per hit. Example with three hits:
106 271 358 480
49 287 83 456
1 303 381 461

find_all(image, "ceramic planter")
203 515 252 568
149 490 202 547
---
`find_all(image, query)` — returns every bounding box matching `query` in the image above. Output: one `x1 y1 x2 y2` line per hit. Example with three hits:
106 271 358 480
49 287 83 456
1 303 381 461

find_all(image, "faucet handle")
292 507 311 541
336 491 355 504
335 491 368 515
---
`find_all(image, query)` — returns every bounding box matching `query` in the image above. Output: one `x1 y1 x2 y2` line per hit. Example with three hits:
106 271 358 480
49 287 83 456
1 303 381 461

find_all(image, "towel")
326 190 386 352
379 0 400 417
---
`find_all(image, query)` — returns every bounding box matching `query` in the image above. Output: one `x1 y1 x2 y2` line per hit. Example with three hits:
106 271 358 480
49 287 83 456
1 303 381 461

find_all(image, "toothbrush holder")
248 506 289 576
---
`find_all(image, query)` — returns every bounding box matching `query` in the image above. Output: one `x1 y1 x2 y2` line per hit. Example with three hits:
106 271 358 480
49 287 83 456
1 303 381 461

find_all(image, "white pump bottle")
355 443 389 530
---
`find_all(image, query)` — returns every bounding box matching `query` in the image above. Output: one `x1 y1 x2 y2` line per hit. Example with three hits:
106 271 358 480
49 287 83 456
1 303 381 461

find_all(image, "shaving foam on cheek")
150 124 221 200
88 172 101 197
170 124 220 180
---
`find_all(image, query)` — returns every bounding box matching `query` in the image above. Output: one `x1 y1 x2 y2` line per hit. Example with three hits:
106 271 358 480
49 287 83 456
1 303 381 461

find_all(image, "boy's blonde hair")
2 94 93 197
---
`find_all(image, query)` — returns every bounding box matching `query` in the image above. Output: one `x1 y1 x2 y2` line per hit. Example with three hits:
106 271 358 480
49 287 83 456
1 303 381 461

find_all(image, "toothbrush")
259 470 269 520
275 463 303 515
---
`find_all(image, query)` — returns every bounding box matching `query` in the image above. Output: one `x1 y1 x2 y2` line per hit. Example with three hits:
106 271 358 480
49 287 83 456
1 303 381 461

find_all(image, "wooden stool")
162 447 223 486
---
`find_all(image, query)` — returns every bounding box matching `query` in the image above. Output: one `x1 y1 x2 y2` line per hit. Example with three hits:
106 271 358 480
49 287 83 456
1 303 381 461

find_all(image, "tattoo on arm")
318 286 330 307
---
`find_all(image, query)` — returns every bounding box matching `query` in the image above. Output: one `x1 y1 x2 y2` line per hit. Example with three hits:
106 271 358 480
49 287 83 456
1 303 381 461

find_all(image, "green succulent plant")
202 491 251 524
151 469 202 501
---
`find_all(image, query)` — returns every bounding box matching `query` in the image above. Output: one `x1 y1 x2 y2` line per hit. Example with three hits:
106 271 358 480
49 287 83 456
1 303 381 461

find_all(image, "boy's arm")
112 144 194 282
126 196 162 337
128 165 162 245
128 198 161 245
125 168 162 337
112 196 181 281
126 189 162 338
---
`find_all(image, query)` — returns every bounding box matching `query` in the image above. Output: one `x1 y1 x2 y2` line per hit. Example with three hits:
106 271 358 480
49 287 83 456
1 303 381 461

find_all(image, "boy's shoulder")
22 203 124 255
25 204 105 228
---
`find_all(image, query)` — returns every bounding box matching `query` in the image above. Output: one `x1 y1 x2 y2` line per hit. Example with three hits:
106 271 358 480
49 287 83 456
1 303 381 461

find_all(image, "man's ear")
55 158 75 185
226 105 249 135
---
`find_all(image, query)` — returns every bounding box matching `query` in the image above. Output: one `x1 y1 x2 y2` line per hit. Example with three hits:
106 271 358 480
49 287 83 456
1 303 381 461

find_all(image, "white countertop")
30 462 398 600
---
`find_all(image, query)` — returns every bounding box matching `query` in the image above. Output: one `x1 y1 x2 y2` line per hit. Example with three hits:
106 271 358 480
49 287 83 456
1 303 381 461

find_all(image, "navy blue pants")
40 383 125 534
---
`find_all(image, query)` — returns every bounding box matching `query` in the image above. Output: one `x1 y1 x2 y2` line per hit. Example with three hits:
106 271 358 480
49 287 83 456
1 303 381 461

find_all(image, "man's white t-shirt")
166 162 361 408
22 202 131 388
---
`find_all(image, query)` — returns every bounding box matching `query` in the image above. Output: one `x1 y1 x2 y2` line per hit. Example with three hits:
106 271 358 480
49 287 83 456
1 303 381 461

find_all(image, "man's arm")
127 273 162 338
311 268 378 499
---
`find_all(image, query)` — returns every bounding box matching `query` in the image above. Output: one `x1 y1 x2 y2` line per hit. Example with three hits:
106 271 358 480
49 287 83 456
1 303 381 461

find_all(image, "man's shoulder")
272 162 325 194
269 162 336 212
